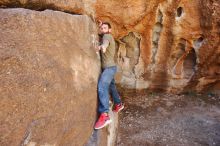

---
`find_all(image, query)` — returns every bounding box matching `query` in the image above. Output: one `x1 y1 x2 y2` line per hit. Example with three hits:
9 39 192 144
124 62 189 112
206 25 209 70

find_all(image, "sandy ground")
116 92 220 146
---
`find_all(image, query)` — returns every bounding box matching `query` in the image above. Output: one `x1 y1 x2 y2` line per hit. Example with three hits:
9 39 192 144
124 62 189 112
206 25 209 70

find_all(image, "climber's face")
100 24 111 34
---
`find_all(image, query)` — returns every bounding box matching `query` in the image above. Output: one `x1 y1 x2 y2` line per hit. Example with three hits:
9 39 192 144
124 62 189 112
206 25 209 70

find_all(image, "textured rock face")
0 8 100 146
95 0 220 93
0 0 95 16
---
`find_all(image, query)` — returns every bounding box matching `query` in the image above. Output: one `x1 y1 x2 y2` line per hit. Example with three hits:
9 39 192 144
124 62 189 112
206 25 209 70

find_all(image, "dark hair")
102 22 111 29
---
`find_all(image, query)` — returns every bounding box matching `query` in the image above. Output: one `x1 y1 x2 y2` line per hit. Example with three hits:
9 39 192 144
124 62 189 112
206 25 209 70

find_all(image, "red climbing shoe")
94 113 112 130
113 103 124 113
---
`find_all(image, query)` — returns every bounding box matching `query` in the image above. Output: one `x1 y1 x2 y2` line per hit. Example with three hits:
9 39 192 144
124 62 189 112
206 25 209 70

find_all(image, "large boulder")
0 8 100 146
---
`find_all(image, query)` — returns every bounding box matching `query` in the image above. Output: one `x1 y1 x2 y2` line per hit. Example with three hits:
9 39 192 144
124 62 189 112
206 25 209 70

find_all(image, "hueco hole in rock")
0 0 219 146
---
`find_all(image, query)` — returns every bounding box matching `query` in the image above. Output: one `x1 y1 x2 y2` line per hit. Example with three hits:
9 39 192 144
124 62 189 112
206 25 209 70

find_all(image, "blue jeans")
98 66 121 113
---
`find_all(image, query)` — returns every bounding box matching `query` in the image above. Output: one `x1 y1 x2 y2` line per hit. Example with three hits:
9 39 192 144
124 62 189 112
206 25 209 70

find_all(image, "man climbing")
94 21 124 130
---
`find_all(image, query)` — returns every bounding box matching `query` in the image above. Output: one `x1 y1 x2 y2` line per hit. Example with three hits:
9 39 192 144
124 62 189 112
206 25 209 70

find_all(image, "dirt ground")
116 91 220 146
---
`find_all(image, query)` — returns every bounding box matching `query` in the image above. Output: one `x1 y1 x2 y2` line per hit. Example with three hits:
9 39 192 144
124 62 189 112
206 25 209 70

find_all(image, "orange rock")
95 0 220 93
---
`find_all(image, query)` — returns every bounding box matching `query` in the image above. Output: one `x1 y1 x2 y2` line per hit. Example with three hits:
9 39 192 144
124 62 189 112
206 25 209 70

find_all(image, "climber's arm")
99 39 109 53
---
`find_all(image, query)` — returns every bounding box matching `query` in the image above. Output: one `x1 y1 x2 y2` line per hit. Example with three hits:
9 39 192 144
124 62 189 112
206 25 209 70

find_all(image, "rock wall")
95 0 220 93
0 8 100 146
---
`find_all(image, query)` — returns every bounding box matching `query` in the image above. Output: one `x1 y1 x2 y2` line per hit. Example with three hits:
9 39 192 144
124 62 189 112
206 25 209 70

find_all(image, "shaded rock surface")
86 103 119 146
0 8 99 146
0 0 95 16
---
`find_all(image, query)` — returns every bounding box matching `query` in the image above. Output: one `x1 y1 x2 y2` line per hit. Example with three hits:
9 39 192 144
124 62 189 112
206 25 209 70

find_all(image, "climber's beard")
100 31 110 35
